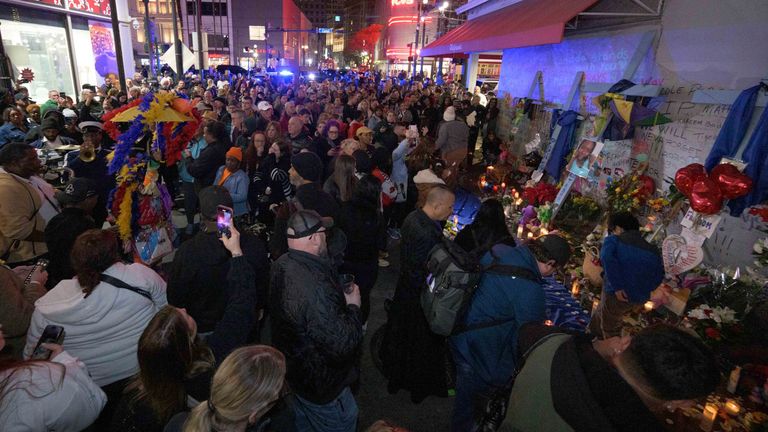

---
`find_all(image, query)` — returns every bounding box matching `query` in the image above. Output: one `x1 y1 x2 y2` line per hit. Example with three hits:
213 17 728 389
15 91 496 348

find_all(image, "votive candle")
724 400 741 416
643 301 654 312
516 225 524 239
699 403 717 431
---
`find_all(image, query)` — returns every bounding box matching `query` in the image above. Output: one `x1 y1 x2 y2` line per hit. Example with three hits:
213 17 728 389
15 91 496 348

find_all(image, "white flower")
755 242 764 254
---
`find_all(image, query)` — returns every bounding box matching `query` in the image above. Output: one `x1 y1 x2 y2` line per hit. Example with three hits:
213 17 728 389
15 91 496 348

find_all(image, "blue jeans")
452 353 494 432
293 387 358 432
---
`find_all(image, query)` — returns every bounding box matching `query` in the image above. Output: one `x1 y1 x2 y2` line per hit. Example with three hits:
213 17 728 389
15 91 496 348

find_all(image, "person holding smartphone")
0 326 107 431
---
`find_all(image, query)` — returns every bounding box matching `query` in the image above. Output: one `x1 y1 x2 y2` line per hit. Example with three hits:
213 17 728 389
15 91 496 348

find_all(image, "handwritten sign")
596 139 633 191
680 207 722 238
662 234 704 275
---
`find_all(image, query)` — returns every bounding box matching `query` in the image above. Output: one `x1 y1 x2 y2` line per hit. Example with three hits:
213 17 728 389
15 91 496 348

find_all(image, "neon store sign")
392 0 414 6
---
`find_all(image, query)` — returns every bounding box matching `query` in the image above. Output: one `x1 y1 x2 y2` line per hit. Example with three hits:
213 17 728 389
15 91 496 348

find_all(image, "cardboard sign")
662 234 704 275
681 208 722 239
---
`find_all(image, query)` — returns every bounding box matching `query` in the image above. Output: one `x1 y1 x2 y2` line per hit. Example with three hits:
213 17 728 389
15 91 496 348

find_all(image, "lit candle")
724 400 741 416
453 215 458 225
643 301 654 312
592 298 600 312
488 165 494 171
527 232 534 240
517 225 524 238
699 403 718 431
481 180 488 187
544 319 553 326
493 185 499 192
515 198 523 206
540 227 549 236
571 280 580 297
514 191 520 199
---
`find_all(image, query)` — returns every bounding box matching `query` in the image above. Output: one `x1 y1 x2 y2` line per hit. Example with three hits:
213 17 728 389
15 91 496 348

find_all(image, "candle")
699 403 717 431
514 191 520 199
571 280 580 297
540 227 549 236
517 225 524 239
515 198 523 206
481 180 488 187
544 319 553 326
643 301 654 312
453 215 458 225
592 298 600 312
527 232 534 240
493 185 499 192
724 400 741 416
487 165 494 171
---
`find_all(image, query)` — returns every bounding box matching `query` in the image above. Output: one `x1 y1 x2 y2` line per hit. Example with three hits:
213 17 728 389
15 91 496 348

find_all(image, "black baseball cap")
55 178 98 205
286 209 333 239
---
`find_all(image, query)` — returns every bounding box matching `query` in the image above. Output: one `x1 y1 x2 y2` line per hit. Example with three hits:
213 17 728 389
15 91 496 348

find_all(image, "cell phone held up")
216 205 233 239
31 325 65 360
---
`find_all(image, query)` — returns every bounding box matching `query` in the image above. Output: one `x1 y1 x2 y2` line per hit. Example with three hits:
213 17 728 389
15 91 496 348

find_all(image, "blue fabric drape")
702 85 768 216
704 85 761 172
729 103 768 215
544 110 580 182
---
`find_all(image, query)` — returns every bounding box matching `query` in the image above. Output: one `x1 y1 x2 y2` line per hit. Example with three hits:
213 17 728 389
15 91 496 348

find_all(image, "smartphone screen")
216 205 233 238
31 325 65 360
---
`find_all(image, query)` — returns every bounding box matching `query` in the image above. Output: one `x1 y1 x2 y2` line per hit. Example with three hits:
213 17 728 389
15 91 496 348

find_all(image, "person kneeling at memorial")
589 212 667 339
500 323 720 431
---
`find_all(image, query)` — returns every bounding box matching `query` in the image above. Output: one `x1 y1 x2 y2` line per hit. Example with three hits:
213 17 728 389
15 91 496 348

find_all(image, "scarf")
218 168 233 186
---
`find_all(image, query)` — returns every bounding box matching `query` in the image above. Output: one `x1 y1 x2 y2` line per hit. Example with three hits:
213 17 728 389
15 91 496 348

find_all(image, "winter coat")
168 231 268 334
601 231 664 304
0 170 47 263
214 167 249 216
0 351 107 431
451 244 545 386
187 141 229 188
269 249 363 404
24 262 167 386
435 119 469 155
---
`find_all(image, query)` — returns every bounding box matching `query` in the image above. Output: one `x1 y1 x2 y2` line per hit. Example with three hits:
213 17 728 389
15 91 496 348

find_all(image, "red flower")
749 206 768 222
705 327 721 340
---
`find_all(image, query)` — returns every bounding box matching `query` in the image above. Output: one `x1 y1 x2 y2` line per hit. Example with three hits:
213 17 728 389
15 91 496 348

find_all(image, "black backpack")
421 237 539 336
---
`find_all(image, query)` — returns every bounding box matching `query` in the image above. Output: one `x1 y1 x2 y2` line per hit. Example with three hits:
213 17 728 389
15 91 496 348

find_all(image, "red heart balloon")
638 175 655 198
709 163 753 199
690 177 723 215
675 163 707 197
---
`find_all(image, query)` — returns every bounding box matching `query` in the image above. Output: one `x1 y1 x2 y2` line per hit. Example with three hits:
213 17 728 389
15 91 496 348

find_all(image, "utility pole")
108 0 127 88
196 0 204 78
412 1 421 80
171 0 183 78
419 16 426 76
143 0 154 80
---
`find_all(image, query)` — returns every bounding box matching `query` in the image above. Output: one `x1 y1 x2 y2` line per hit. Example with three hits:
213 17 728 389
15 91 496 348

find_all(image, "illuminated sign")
391 0 414 6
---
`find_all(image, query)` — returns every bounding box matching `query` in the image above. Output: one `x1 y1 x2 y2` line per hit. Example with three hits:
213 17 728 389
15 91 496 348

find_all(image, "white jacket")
24 262 167 386
0 351 107 431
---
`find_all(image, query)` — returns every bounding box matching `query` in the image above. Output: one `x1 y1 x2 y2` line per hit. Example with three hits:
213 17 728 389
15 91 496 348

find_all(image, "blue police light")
308 73 316 80
278 70 294 76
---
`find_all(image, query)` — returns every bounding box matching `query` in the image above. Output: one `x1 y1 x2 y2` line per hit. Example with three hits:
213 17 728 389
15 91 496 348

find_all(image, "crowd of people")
0 69 720 432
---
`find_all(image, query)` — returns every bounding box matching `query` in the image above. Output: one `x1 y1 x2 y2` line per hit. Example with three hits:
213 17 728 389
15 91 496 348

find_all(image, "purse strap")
100 274 153 303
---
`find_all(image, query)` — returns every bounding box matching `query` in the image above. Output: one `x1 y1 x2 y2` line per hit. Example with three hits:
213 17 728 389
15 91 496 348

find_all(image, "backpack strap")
100 274 153 302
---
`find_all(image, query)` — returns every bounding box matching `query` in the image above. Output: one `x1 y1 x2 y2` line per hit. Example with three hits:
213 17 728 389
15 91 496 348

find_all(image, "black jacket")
395 209 443 301
187 140 229 188
337 202 384 263
167 230 268 333
289 131 315 155
269 249 363 404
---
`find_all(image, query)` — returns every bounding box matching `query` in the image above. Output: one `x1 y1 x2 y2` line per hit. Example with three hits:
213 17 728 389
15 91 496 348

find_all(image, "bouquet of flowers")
754 237 768 269
522 182 559 207
605 174 644 213
683 304 742 343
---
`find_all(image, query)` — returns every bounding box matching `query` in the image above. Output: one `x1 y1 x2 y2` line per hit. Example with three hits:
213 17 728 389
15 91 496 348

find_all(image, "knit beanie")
226 147 242 161
291 152 323 182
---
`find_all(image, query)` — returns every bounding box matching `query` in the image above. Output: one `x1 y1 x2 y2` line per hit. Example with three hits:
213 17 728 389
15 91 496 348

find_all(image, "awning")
421 0 598 57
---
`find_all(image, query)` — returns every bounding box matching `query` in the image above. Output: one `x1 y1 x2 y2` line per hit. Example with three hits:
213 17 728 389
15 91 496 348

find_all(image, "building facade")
1 0 134 100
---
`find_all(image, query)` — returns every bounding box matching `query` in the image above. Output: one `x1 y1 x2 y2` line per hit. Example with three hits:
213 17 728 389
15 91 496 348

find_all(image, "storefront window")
1 18 75 103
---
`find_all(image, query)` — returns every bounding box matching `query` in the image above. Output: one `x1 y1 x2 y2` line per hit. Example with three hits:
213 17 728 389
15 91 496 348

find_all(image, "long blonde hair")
184 346 286 432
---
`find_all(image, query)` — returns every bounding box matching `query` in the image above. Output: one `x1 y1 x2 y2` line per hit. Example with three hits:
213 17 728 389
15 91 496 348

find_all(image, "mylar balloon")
710 163 753 199
690 177 723 215
674 163 707 197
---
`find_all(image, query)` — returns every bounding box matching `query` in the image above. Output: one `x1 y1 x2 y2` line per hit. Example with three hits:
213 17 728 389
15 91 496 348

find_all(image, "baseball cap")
286 209 333 239
290 152 323 182
198 186 233 220
355 126 373 137
257 101 272 111
55 178 97 205
62 108 78 119
14 93 27 101
536 235 572 267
